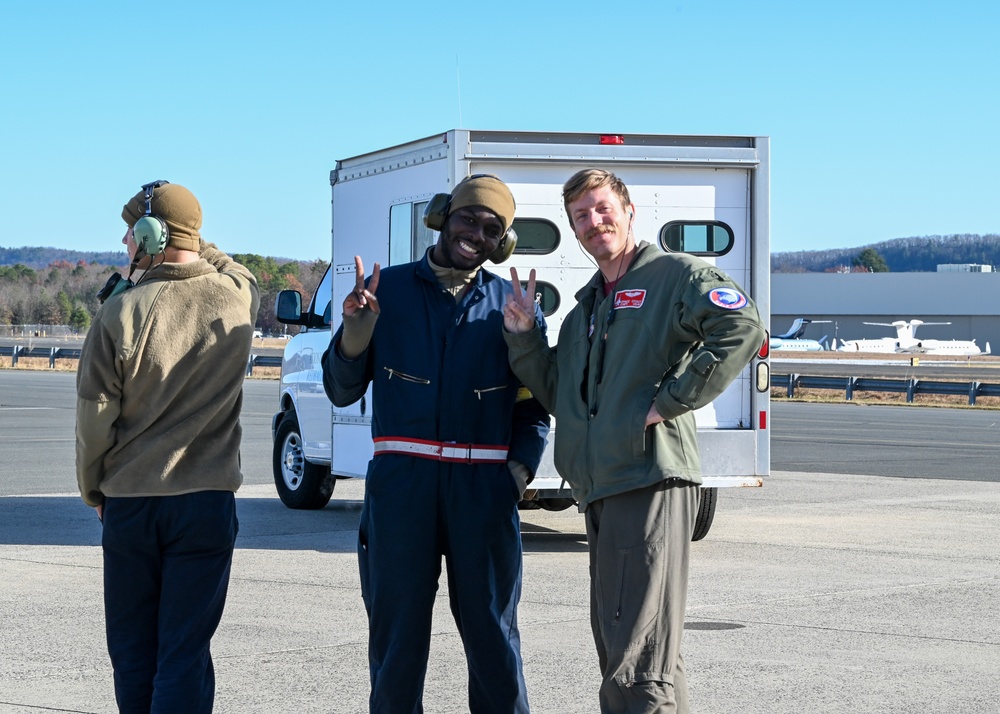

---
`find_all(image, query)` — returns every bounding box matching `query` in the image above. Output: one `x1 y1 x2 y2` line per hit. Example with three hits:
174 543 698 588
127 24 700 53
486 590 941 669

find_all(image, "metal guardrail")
772 373 1000 405
0 346 83 368
246 355 282 376
1 346 282 376
3 351 997 402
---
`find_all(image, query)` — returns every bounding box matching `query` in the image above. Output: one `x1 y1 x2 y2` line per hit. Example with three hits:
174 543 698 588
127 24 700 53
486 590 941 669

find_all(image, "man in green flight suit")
502 168 765 714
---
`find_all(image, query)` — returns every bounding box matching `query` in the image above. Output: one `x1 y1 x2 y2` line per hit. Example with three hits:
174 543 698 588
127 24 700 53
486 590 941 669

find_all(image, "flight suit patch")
613 289 646 309
708 287 747 310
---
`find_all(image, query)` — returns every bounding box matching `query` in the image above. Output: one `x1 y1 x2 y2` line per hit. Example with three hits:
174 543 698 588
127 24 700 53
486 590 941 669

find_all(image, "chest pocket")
383 366 430 385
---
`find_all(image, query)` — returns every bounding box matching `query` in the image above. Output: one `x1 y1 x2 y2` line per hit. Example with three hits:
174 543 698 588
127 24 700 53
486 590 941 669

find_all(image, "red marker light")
599 134 625 145
758 335 770 359
759 411 767 429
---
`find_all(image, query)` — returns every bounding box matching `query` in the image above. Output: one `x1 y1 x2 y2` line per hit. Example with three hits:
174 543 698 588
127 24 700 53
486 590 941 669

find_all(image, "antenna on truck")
456 54 463 128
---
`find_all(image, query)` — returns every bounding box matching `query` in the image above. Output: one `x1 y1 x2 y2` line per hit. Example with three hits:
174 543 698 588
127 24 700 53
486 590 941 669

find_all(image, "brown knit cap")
121 182 202 251
448 175 516 234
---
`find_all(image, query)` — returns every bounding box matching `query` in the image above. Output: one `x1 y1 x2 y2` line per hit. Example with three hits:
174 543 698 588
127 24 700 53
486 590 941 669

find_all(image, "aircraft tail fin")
775 318 806 339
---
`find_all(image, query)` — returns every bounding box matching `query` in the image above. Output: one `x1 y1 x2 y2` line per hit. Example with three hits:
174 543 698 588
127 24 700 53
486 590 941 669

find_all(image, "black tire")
273 413 334 509
691 486 717 541
537 497 577 512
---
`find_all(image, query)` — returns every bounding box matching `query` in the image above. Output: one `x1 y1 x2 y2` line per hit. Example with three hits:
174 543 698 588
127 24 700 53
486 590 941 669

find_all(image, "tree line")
0 251 329 336
772 233 1000 273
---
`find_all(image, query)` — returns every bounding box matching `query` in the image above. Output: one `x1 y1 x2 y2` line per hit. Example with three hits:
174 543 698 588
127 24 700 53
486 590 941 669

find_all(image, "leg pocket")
608 541 666 657
611 672 676 714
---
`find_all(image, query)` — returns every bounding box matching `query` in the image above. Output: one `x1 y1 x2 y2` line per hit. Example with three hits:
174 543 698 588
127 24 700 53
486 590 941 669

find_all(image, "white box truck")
273 129 771 540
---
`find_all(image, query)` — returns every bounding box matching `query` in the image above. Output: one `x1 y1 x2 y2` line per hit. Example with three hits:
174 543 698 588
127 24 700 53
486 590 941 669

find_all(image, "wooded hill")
0 245 328 336
772 234 1000 273
0 246 128 270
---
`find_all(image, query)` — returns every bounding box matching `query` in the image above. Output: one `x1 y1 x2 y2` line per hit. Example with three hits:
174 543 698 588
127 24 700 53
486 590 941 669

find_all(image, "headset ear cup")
133 215 168 256
423 194 451 231
489 227 517 264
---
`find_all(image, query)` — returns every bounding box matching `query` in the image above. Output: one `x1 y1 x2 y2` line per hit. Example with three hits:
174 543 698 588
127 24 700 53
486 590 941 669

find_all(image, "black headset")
132 180 171 257
422 175 518 264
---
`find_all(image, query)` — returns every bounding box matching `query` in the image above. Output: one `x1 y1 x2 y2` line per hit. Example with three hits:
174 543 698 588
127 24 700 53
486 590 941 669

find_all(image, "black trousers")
102 491 238 714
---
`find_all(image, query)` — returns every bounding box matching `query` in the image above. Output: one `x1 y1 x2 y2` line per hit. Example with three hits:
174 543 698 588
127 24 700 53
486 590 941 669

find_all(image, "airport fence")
0 324 80 338
0 345 282 376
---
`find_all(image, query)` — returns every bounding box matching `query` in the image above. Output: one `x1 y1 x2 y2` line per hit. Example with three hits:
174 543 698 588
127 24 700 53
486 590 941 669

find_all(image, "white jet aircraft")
838 320 990 355
769 318 833 352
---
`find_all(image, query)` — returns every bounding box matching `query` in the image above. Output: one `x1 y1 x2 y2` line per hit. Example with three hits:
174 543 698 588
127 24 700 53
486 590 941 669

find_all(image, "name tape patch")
614 289 647 309
708 287 748 310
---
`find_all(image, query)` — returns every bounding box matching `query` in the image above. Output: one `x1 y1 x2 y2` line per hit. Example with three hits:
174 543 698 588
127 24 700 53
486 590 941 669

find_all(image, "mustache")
585 226 616 241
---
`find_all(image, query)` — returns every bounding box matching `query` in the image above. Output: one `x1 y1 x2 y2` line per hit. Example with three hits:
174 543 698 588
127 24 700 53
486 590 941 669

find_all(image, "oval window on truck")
514 279 561 317
660 221 734 256
510 218 560 254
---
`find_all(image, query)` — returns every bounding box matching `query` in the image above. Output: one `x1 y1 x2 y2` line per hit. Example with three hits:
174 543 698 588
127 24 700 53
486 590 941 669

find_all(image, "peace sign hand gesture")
343 256 380 317
503 267 537 334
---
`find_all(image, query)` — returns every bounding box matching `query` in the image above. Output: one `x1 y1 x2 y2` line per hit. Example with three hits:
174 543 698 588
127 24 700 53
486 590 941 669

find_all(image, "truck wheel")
691 487 717 541
273 413 334 509
537 498 577 512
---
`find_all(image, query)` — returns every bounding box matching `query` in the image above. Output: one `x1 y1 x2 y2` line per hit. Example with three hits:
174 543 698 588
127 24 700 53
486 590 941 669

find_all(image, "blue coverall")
322 252 549 714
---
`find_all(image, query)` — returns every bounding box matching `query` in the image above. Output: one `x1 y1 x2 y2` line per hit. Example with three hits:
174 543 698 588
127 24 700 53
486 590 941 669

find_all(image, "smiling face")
432 205 504 270
567 185 634 270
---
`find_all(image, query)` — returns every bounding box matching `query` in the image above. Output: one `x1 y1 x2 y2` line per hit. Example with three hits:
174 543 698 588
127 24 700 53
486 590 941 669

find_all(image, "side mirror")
275 290 303 324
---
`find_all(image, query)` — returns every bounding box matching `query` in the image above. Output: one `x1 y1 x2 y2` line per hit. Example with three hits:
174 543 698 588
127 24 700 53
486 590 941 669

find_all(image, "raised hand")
503 267 537 334
343 256 380 317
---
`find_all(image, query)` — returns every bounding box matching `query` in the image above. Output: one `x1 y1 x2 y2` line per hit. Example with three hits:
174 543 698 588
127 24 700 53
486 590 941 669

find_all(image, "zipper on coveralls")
473 385 506 400
383 367 430 384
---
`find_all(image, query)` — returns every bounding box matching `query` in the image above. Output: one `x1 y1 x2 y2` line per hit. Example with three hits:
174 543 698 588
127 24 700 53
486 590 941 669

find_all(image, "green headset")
132 180 171 257
97 180 170 303
422 176 518 264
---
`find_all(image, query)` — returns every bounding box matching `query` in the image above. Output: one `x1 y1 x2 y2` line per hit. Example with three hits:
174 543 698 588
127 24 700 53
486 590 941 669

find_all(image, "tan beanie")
448 175 516 234
121 182 202 251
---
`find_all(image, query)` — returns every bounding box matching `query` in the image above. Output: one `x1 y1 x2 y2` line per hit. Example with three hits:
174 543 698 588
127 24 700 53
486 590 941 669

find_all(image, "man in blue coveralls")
321 174 550 713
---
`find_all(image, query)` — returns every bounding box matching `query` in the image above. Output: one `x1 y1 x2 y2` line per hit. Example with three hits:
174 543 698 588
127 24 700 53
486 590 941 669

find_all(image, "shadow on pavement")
0 496 362 552
520 523 588 553
0 496 587 556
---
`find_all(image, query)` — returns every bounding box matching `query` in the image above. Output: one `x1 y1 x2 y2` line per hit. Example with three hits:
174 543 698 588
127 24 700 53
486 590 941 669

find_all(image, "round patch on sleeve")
708 287 748 310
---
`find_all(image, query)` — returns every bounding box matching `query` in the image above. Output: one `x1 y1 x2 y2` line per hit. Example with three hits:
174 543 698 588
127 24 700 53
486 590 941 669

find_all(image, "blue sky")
1 1 996 260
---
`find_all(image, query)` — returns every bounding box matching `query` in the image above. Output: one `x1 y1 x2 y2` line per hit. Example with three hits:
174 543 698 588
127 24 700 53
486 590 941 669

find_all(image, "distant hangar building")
770 272 1000 350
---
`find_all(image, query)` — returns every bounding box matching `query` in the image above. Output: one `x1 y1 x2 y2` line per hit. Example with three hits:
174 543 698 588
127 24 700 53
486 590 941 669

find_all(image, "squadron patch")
708 287 748 310
613 289 647 309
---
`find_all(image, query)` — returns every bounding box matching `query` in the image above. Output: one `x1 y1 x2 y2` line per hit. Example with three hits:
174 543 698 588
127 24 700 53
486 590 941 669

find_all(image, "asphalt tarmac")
2 371 999 713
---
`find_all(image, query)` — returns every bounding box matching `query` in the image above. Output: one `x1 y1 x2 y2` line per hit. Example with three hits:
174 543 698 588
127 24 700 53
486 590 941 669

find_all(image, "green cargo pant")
584 479 699 714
